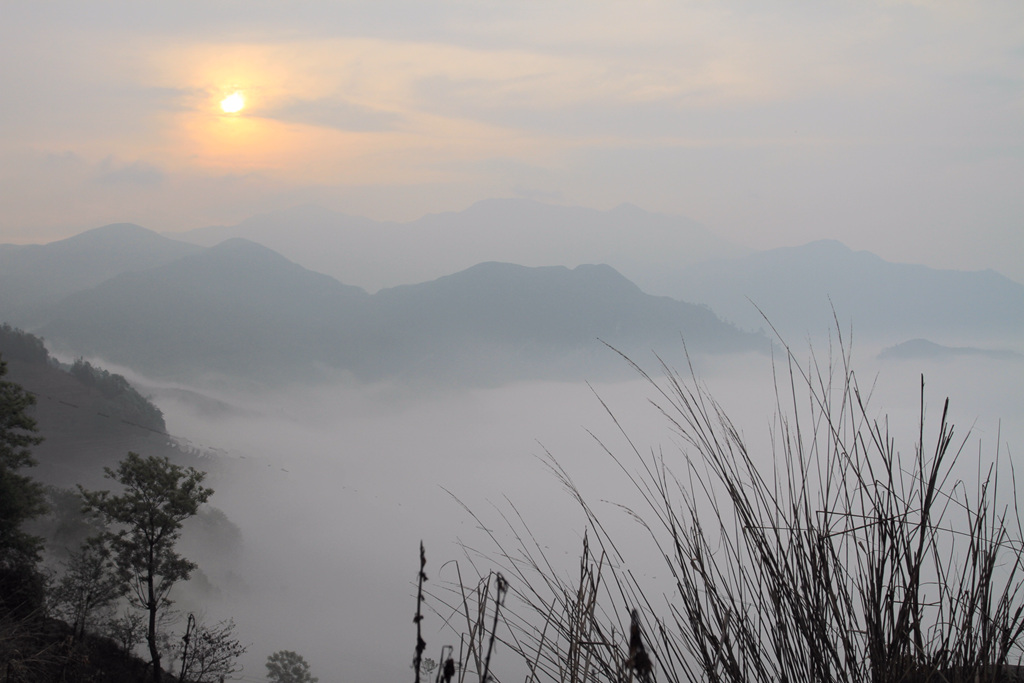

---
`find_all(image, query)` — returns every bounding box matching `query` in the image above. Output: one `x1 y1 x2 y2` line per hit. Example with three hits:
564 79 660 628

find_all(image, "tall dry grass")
427 335 1024 683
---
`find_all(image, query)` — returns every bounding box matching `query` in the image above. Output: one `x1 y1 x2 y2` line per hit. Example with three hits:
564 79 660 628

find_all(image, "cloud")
0 2 1022 283
259 97 403 132
95 158 166 186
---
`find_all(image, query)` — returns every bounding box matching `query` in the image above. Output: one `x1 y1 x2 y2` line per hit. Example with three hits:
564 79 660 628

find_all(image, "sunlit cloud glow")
0 2 1021 279
220 91 245 114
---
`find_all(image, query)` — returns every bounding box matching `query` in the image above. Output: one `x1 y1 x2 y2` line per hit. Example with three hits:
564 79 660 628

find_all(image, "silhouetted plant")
80 452 213 683
175 615 247 683
416 542 428 683
439 335 1024 683
0 355 47 619
105 608 146 658
417 545 513 683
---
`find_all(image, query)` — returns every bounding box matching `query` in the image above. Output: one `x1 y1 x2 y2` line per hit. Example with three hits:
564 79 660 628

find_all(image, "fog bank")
150 347 1022 680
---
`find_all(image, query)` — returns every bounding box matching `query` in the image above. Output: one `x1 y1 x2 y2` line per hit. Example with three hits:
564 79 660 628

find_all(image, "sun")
220 91 246 114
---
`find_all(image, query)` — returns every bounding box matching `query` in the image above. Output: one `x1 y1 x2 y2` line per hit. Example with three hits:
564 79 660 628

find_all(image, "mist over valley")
2 6 1022 677
2 202 1023 679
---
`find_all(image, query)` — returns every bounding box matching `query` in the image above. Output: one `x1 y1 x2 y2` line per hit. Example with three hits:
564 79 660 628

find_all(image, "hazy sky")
1 1 1022 279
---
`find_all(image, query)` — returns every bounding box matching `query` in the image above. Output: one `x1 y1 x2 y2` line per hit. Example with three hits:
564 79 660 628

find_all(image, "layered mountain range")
181 200 1024 345
178 198 749 294
0 222 763 385
2 199 1020 386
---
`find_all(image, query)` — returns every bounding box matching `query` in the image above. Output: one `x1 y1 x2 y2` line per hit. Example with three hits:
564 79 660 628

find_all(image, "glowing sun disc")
220 92 245 113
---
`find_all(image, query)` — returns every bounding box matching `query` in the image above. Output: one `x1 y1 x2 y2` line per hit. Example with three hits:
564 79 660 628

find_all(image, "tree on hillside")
176 617 247 683
51 535 124 642
80 452 213 683
266 649 319 683
0 354 47 616
105 609 146 658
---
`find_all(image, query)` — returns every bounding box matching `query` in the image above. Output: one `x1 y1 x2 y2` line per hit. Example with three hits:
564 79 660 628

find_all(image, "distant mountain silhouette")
13 215 1022 387
0 223 201 325
37 238 369 382
360 261 764 381
173 203 1024 348
175 198 748 293
663 240 1024 343
27 237 763 385
878 338 1023 361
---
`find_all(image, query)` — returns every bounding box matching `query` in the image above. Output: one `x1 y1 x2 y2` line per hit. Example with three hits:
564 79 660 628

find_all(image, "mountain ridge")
665 239 1024 344
172 198 748 293
0 223 201 325
26 243 764 385
6 208 1023 385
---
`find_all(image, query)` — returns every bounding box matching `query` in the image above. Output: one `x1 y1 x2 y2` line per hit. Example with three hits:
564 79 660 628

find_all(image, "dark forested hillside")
0 332 243 682
0 325 183 488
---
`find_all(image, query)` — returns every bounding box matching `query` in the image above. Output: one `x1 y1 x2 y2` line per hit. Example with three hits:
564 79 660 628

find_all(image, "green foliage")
266 649 319 683
69 358 166 433
0 354 47 616
69 358 131 398
80 452 213 683
0 324 166 433
0 325 50 366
